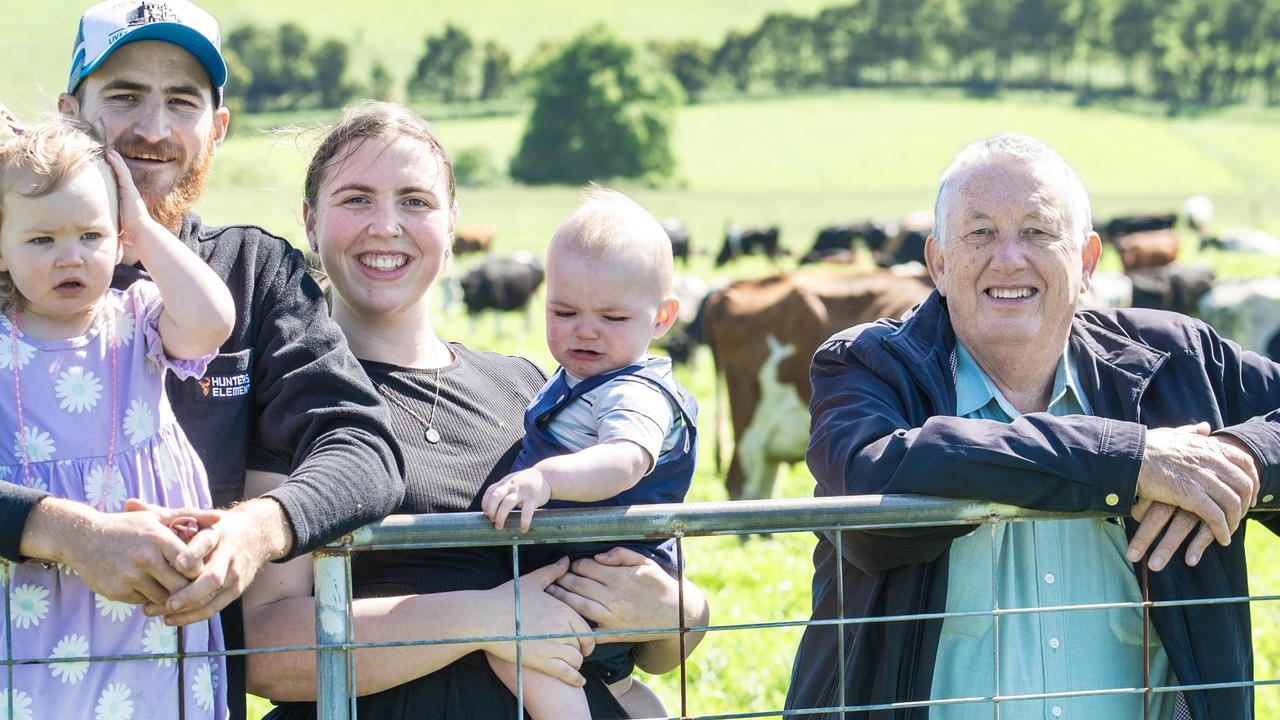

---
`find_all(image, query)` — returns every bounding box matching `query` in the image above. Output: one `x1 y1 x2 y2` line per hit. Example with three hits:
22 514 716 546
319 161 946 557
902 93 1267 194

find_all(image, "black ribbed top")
353 343 546 598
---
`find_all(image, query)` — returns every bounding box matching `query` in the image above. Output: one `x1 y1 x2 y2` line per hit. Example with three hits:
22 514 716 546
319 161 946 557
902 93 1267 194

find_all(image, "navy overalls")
509 361 698 682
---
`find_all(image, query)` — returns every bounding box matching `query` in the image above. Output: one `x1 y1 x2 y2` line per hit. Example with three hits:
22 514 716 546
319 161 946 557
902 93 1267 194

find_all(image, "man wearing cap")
2 1 405 715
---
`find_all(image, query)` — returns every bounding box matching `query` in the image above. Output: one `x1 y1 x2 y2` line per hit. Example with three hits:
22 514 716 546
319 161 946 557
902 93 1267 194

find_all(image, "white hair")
932 133 1093 249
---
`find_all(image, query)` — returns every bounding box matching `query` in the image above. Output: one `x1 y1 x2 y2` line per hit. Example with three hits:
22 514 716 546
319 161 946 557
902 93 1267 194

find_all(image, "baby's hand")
482 468 552 533
103 150 172 258
168 516 200 544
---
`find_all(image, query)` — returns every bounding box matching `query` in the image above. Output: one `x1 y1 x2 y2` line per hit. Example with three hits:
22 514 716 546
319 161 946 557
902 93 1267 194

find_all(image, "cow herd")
444 200 1280 501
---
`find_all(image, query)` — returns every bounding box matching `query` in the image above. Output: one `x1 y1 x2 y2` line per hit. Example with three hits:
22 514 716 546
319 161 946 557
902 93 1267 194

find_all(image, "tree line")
221 0 1280 115
650 0 1280 106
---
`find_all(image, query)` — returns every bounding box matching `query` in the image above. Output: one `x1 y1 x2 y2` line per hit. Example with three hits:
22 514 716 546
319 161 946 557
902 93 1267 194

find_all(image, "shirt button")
1044 573 1055 584
1105 493 1120 507
1049 637 1060 649
1264 494 1275 503
1052 706 1063 717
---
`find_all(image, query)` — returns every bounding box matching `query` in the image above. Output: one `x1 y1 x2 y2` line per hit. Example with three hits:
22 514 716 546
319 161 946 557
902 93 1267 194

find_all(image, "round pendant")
425 427 442 444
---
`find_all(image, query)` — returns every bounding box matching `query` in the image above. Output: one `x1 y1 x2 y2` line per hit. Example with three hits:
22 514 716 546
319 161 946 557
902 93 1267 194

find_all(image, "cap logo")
127 2 178 27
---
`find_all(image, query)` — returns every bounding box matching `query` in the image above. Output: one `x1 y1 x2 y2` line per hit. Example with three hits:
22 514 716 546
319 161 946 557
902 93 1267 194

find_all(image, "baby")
482 187 698 719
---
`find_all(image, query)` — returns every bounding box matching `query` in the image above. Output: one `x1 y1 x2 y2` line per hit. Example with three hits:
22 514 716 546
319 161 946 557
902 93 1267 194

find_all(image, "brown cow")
700 269 932 500
1113 229 1180 272
453 224 496 255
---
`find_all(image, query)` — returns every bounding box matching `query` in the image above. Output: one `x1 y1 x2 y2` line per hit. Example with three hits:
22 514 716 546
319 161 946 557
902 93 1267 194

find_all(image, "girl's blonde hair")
0 119 109 312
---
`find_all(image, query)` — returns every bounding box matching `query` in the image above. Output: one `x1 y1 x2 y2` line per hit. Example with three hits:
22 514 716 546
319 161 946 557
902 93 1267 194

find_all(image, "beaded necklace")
9 304 119 499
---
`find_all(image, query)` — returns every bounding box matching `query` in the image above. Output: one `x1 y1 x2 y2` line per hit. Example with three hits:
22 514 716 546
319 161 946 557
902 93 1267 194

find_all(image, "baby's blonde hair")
550 186 673 300
0 120 110 312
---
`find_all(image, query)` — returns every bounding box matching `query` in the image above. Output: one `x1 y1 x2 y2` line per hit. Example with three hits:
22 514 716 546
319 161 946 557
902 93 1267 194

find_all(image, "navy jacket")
785 291 1280 720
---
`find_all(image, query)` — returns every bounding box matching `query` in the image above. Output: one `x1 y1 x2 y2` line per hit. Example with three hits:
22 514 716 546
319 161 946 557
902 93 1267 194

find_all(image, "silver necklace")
378 368 443 444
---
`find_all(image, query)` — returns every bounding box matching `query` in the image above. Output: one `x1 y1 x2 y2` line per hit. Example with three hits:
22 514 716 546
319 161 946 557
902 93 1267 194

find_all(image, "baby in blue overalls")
482 187 698 719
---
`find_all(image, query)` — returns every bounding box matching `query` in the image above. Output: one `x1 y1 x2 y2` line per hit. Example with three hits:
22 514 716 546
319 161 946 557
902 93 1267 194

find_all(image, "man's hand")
482 468 552 532
20 497 194 606
1130 423 1260 569
144 498 292 626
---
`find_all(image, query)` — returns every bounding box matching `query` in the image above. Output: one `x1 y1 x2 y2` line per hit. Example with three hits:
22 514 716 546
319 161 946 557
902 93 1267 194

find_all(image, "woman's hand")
547 547 709 673
482 557 596 687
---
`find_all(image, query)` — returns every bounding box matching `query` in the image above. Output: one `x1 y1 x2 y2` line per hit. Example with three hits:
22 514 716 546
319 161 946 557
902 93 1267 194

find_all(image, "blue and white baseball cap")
68 0 227 106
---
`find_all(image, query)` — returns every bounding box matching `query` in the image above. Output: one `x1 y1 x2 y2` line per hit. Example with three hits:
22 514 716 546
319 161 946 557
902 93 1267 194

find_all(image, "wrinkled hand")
1135 422 1258 549
1127 499 1216 571
548 547 681 645
53 498 196 606
482 468 552 532
1130 423 1260 569
483 558 594 687
142 501 281 626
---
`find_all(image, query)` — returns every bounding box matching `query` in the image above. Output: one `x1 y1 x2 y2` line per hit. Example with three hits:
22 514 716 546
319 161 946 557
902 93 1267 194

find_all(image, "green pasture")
226 89 1280 717
0 0 832 119
206 89 1280 265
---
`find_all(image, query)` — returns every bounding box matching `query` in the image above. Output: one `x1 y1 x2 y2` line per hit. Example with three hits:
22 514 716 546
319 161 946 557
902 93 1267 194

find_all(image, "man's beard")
115 131 217 231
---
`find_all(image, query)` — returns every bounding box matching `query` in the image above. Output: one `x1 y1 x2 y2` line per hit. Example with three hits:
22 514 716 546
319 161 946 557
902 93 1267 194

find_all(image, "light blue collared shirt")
929 342 1175 720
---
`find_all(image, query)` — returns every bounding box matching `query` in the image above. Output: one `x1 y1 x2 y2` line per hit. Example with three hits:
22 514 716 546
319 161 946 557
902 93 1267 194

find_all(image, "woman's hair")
303 101 456 211
0 119 108 312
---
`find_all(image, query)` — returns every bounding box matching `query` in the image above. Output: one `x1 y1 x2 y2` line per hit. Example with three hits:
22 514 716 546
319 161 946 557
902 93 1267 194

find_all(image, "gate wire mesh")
0 494 1275 719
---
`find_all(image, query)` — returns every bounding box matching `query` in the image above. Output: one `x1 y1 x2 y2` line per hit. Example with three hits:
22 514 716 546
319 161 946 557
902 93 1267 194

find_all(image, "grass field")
218 89 1280 718
4 23 1280 710
0 0 832 119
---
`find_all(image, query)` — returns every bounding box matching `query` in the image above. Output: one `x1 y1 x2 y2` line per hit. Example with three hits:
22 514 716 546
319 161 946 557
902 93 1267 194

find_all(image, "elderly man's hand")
1132 423 1259 568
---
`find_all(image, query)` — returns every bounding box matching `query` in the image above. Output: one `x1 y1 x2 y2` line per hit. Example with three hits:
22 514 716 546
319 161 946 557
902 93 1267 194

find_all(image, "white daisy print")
95 594 134 623
0 335 34 372
49 634 90 685
0 688 33 720
141 619 178 667
193 660 216 713
95 682 133 720
84 464 126 512
11 428 54 464
156 446 178 486
57 563 76 577
9 583 49 629
54 367 103 414
122 400 155 445
109 310 135 348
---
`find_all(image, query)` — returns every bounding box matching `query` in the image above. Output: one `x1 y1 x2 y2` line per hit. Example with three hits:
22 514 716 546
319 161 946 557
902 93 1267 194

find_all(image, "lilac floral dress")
0 283 227 720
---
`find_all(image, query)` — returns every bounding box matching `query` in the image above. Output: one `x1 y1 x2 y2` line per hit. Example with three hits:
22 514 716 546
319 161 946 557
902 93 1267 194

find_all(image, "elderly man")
2 1 403 716
784 134 1279 720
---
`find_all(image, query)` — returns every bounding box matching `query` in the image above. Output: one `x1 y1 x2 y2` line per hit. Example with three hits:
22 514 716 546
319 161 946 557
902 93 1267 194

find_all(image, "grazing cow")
799 221 891 265
699 270 932 500
453 224 496 256
1099 213 1176 242
1078 271 1132 310
1127 263 1215 316
459 253 545 316
715 224 783 266
662 218 692 264
1204 229 1280 257
872 210 932 268
1199 278 1280 360
1113 229 1181 272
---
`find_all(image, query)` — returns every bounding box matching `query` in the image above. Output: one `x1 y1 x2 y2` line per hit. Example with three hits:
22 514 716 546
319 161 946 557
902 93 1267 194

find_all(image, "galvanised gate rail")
0 496 1273 718
309 496 1280 720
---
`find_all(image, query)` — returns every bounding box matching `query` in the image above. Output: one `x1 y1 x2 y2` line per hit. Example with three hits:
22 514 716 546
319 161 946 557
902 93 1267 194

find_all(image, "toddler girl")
0 120 234 718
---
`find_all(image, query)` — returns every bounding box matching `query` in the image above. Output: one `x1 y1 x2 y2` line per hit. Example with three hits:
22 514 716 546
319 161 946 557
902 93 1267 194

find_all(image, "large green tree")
408 24 478 102
510 28 681 185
